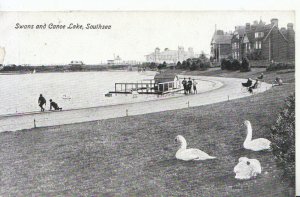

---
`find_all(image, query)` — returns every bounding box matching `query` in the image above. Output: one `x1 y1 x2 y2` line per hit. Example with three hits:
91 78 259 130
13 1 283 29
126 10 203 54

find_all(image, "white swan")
242 120 271 151
175 135 216 161
234 157 262 180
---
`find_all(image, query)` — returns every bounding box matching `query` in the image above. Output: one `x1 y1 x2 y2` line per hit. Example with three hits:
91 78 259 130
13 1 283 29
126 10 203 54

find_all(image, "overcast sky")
0 11 295 65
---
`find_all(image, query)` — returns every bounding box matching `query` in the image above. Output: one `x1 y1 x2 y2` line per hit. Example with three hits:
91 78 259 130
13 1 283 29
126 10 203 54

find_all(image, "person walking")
49 99 62 111
192 79 198 94
38 94 46 112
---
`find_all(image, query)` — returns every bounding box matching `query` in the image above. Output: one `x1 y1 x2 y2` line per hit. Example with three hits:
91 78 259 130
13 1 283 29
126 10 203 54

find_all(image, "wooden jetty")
108 72 183 95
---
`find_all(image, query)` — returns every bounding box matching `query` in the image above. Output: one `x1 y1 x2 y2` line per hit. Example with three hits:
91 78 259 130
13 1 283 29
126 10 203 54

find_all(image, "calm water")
0 71 214 116
0 71 157 115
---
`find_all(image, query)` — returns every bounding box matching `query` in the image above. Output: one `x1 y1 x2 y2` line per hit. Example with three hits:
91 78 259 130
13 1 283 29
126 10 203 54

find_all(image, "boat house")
109 71 181 95
154 72 178 92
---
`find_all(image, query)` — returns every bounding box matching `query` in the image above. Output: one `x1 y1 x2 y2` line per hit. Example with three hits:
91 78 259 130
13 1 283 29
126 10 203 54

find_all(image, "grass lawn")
0 68 295 196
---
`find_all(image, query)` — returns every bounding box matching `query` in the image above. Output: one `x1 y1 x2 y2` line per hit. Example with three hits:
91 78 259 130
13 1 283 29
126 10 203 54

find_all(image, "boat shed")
154 72 178 92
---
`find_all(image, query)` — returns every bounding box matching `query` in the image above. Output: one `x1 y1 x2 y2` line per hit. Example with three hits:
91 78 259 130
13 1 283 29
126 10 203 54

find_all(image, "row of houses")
211 18 295 63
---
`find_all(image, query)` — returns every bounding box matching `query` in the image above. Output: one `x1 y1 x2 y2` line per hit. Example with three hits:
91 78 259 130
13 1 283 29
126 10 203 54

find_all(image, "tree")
176 61 182 69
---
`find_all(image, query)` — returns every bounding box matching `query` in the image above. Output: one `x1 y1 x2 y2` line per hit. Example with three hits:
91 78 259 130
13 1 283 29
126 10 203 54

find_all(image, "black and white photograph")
0 4 297 196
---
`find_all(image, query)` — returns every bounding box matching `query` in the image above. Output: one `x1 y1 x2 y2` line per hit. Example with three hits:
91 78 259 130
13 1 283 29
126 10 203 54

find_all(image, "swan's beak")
174 138 178 143
240 123 244 127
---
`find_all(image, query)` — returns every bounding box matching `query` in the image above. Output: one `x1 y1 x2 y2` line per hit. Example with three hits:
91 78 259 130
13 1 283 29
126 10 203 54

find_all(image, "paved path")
0 76 272 132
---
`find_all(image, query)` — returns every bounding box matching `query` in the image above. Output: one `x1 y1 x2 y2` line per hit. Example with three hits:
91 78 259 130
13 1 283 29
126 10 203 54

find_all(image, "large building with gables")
211 18 295 62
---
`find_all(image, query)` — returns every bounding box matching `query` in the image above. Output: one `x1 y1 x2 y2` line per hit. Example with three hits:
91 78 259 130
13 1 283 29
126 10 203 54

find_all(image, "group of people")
38 94 62 112
181 77 197 94
242 73 283 94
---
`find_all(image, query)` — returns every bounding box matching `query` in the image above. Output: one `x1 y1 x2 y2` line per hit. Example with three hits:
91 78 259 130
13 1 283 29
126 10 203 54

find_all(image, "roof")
211 34 233 44
263 25 288 42
154 72 177 80
235 26 246 36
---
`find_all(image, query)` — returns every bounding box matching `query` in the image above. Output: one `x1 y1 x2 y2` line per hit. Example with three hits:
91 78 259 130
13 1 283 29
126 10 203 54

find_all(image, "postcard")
0 11 295 196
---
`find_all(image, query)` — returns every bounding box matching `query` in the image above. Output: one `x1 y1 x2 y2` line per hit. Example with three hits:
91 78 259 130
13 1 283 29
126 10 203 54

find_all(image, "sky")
0 11 295 65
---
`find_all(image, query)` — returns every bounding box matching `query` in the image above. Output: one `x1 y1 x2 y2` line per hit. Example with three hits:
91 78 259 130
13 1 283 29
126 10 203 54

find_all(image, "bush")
240 57 251 72
267 62 295 71
231 59 240 70
221 58 240 71
271 94 295 186
221 58 230 70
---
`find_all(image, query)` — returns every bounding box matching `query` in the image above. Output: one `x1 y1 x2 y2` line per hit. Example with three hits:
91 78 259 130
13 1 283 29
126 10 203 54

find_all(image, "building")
154 71 178 92
145 47 195 63
210 30 233 62
212 18 295 63
231 18 295 62
107 55 122 65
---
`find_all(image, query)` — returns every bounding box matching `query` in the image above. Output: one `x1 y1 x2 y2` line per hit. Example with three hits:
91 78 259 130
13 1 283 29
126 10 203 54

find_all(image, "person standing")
182 78 187 94
188 78 193 94
192 79 198 94
38 94 46 112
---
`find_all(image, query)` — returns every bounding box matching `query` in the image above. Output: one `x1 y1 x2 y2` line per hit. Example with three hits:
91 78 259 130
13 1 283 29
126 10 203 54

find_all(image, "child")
192 79 198 94
49 99 62 111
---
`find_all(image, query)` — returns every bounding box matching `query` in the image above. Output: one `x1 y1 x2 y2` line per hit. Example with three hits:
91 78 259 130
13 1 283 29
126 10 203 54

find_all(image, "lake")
0 71 214 116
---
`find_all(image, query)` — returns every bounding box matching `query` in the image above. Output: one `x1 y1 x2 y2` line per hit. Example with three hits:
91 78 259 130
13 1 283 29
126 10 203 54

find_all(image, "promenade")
0 76 272 132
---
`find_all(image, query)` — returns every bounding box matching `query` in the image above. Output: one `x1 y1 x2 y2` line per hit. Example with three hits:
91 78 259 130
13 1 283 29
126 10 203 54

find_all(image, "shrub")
240 57 251 72
230 59 240 70
267 62 295 71
221 58 230 70
221 58 240 71
271 93 295 186
200 61 210 70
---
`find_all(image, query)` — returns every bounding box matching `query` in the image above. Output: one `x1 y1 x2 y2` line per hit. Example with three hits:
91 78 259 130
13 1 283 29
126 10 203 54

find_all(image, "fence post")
34 119 36 128
126 109 128 116
228 95 229 101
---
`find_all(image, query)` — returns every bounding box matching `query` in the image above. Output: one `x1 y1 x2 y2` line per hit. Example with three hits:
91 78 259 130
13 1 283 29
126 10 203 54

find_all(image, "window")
255 41 262 49
255 32 264 38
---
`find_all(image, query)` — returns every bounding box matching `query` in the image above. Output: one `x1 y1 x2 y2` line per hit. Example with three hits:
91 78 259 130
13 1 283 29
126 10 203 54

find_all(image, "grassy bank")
0 69 295 196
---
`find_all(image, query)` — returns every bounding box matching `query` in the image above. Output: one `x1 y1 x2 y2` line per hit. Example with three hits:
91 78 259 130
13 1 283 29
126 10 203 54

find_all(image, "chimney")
216 30 224 35
246 23 250 31
271 18 278 27
287 23 293 30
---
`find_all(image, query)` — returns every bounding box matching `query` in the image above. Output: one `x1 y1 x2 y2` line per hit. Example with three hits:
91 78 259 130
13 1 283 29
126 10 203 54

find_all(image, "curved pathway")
0 76 272 132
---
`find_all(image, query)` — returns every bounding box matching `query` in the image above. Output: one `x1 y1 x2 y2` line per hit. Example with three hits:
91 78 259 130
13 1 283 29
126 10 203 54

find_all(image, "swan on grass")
175 135 216 161
242 120 271 151
234 157 262 180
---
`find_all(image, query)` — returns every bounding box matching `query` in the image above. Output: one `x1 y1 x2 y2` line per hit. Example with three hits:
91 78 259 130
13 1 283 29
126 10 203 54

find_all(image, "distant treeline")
0 64 136 73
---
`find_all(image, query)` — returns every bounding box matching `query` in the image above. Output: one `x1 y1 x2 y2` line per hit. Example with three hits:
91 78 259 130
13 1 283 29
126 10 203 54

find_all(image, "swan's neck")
179 140 187 150
245 124 252 143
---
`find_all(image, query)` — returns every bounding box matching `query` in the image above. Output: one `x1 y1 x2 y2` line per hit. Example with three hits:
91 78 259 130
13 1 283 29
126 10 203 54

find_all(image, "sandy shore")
0 76 272 132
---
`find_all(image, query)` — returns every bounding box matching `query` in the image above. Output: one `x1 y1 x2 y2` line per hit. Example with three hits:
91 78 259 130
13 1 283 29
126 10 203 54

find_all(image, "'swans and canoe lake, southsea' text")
15 23 112 30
